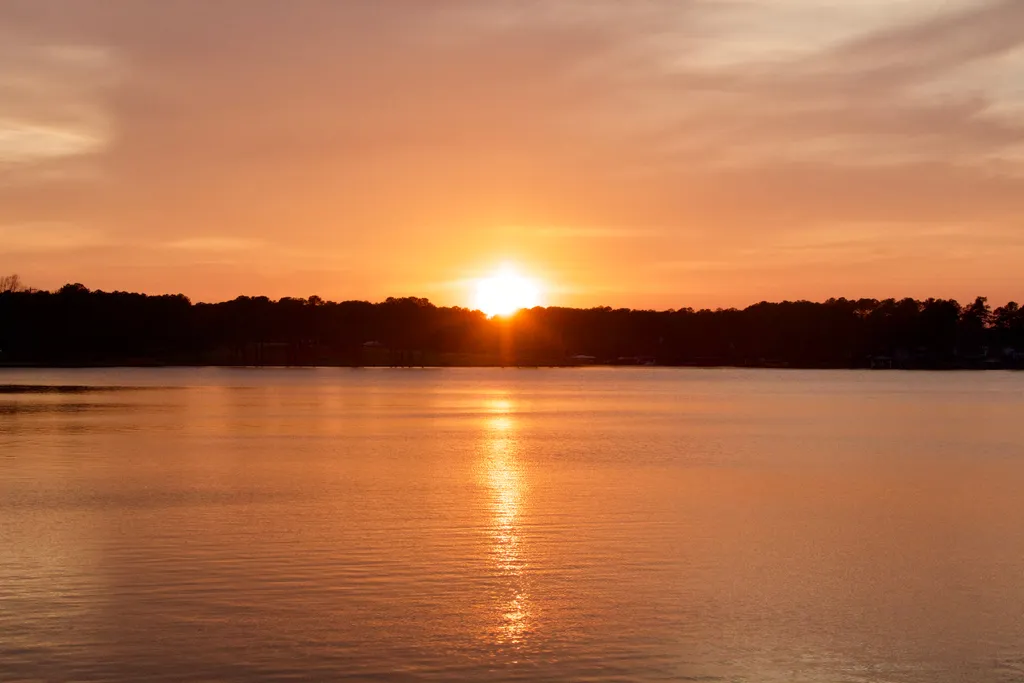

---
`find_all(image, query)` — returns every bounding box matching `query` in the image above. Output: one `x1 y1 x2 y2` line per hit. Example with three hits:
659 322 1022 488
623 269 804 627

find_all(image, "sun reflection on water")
481 396 532 646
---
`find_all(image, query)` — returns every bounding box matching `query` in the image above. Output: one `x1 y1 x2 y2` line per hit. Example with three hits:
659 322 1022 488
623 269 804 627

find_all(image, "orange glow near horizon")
3 3 1023 309
473 266 543 317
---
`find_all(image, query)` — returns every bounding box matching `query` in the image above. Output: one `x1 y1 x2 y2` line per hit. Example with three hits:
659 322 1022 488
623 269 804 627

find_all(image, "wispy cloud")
163 237 264 252
531 226 663 239
0 35 119 169
0 222 109 252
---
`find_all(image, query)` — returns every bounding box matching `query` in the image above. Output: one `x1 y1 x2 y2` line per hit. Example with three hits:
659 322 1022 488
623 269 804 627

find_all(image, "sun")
474 266 542 317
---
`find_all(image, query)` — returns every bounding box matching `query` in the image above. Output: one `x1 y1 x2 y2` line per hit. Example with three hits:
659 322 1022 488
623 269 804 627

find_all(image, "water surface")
2 368 1023 682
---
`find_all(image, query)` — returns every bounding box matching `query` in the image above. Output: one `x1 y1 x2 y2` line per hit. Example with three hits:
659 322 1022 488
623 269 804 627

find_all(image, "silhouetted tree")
959 296 991 358
993 302 1024 353
0 274 24 293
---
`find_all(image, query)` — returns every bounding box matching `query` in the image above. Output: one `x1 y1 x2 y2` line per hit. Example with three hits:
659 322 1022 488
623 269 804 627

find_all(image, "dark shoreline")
1 362 1019 371
3 287 1022 370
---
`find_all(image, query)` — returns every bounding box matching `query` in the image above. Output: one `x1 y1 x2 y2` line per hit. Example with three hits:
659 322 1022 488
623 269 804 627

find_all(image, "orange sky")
1 1 1022 309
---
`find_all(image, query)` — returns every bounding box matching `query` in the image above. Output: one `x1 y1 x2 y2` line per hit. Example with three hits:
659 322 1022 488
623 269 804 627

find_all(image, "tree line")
1 276 1022 368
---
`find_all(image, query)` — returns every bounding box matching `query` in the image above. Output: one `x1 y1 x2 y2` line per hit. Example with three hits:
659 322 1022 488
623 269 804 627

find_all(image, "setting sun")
473 266 542 317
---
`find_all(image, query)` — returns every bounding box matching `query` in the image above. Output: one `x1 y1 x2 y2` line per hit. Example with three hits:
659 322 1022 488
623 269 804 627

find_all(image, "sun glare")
474 267 542 317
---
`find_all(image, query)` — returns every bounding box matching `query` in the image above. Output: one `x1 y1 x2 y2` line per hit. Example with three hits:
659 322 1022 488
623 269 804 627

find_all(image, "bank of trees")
1 276 1022 368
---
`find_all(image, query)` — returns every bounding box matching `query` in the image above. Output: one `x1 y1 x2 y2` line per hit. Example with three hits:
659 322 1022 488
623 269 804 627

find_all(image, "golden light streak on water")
482 397 532 647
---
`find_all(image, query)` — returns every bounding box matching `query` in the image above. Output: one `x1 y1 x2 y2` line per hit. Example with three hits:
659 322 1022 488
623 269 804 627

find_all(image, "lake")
1 368 1023 682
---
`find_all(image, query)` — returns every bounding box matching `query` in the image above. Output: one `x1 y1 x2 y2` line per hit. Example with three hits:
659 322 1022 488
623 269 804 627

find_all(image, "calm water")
1 368 1023 682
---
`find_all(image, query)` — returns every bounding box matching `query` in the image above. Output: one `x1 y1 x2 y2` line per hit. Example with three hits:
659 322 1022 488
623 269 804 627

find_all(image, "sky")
1 0 1022 309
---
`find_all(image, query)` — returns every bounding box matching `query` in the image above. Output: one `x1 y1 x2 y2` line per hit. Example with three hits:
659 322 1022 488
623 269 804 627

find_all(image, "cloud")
654 220 1024 277
0 222 109 253
0 32 119 170
824 0 1024 86
530 226 662 239
163 237 264 252
632 2 1024 171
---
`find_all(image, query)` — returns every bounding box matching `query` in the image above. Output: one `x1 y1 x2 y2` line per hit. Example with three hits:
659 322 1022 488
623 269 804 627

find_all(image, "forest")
1 275 1022 368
